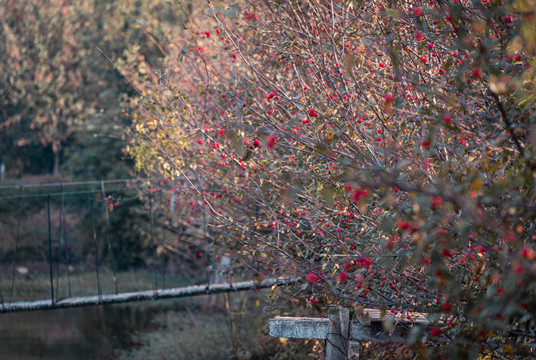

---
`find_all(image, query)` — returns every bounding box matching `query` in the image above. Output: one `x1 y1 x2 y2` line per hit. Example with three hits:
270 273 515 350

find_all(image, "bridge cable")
149 193 158 295
159 191 167 289
62 185 72 297
90 194 102 302
0 178 152 190
0 273 3 307
47 194 55 304
9 185 24 302
101 181 118 294
55 184 63 300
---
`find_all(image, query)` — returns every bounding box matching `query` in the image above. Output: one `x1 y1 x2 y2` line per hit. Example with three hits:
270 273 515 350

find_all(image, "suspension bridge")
0 178 297 314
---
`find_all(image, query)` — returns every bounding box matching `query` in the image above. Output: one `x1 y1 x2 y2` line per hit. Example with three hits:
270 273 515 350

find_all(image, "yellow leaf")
471 21 487 34
471 179 484 193
138 63 147 75
344 53 355 74
489 75 509 95
380 308 386 318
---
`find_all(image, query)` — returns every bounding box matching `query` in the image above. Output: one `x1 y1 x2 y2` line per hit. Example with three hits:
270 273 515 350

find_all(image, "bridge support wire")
0 277 299 314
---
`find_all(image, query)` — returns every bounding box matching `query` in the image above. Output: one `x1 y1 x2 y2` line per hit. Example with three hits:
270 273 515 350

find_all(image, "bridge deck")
0 277 298 313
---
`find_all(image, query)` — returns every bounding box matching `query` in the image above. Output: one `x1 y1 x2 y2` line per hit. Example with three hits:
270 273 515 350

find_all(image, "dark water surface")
0 300 188 360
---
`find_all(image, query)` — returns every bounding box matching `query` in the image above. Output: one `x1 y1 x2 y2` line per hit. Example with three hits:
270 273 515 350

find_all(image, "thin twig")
490 91 524 157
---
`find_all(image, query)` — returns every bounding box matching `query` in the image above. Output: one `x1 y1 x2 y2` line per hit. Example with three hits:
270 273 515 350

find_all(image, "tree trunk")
52 141 61 175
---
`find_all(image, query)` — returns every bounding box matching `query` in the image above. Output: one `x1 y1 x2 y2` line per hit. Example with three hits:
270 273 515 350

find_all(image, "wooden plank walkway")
0 277 298 313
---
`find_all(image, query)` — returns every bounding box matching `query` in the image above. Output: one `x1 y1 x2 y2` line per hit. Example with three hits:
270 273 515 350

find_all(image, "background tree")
1 0 97 175
0 0 195 270
0 0 190 178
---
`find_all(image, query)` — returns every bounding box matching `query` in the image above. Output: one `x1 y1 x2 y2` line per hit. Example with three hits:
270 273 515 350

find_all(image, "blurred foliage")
0 0 195 270
0 0 190 179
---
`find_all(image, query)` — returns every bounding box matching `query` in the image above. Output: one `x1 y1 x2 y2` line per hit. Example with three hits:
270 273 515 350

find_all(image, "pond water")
0 291 310 359
0 300 190 360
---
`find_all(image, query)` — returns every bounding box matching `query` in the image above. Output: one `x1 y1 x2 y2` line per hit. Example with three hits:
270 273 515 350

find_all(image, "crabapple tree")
123 0 536 357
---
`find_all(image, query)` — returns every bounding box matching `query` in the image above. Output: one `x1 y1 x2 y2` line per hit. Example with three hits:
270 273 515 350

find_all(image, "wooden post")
269 317 330 339
325 307 350 360
348 341 361 360
269 307 441 359
269 308 356 359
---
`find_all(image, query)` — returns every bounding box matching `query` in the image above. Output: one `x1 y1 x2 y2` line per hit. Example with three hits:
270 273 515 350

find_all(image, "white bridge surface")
0 277 298 313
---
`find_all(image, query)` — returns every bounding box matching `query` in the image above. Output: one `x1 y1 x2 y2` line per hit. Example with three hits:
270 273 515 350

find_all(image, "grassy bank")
112 290 320 360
